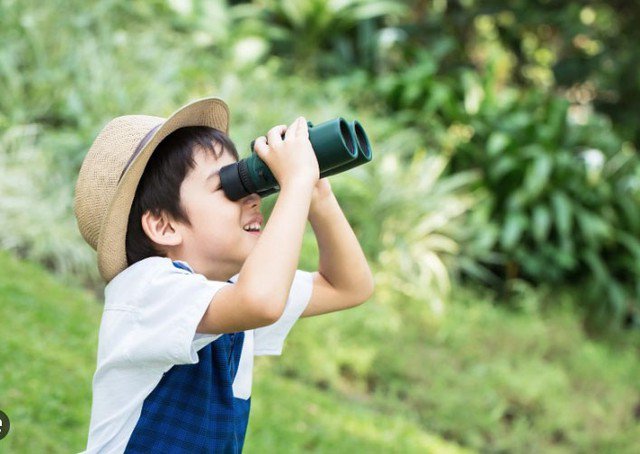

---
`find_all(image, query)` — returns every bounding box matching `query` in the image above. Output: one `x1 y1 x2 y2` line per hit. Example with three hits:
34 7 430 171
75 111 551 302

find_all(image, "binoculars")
219 118 373 201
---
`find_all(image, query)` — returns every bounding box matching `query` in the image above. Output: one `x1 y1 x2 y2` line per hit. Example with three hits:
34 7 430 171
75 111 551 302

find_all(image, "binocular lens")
353 121 372 161
340 119 357 157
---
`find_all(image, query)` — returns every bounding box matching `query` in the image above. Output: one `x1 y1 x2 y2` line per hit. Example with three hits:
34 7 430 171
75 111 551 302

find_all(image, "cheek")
190 197 239 234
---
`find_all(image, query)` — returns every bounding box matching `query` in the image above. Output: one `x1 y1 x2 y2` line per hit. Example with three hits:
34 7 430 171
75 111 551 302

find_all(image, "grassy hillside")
2 248 639 452
0 251 100 451
0 250 466 453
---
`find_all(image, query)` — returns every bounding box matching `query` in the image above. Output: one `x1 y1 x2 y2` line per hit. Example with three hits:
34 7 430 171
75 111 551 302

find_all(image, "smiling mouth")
242 222 262 235
242 225 262 236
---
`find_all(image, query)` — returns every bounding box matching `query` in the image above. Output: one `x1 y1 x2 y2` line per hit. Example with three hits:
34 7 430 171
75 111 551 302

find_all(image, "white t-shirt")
81 257 313 453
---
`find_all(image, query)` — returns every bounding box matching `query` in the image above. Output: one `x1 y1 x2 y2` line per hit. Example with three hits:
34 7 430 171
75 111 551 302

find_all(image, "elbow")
246 293 285 326
364 271 376 299
353 273 375 306
261 301 285 325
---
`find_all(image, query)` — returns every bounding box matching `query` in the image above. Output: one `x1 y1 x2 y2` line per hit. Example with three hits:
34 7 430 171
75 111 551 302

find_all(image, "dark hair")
125 126 239 266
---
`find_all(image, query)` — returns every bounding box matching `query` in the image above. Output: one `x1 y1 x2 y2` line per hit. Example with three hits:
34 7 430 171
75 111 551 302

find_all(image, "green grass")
2 246 640 453
0 250 465 452
265 279 640 453
2 247 639 452
246 374 467 453
0 250 101 451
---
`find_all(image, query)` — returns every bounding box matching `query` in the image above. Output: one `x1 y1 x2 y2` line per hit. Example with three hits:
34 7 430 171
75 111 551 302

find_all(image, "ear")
140 209 183 248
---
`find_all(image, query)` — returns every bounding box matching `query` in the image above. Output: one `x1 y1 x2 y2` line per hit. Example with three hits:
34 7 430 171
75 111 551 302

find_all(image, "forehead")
190 143 237 179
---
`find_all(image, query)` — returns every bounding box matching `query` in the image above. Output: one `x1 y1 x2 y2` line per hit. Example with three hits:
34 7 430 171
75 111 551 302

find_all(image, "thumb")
296 116 309 138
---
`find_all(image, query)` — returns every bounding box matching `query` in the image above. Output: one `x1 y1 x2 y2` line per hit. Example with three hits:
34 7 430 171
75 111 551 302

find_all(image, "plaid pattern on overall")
124 262 251 453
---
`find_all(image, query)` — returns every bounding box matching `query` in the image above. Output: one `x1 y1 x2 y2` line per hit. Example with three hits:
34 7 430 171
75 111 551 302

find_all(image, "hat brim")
97 97 230 282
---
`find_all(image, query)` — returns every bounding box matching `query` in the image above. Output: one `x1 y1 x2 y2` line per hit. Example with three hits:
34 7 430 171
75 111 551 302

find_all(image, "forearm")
309 193 374 298
237 181 314 308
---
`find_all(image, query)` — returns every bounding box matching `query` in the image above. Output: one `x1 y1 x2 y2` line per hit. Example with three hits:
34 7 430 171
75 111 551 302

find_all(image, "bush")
370 38 640 324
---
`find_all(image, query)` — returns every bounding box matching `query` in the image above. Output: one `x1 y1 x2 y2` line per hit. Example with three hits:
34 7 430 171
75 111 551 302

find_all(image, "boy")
73 97 374 453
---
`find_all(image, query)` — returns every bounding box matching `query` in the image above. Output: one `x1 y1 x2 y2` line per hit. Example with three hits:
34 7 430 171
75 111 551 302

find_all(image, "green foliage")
382 49 640 321
3 0 640 450
2 0 472 311
265 108 483 308
229 0 408 74
360 11 640 324
471 0 640 144
219 0 640 323
0 124 100 286
336 149 482 312
0 0 215 285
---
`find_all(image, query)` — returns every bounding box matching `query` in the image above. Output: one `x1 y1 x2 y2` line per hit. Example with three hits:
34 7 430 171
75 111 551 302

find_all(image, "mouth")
242 219 262 236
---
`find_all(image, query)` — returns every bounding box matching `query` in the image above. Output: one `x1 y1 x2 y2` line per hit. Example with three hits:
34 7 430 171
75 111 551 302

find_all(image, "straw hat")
74 97 229 282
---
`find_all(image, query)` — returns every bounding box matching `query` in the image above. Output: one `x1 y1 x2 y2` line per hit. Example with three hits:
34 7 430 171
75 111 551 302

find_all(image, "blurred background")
1 0 639 451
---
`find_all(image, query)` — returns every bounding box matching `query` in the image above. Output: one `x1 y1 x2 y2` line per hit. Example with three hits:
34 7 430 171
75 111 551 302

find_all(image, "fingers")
253 135 269 157
259 117 308 154
267 124 287 147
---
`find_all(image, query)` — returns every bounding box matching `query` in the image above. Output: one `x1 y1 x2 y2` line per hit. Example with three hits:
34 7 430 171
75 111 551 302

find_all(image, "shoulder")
105 257 189 304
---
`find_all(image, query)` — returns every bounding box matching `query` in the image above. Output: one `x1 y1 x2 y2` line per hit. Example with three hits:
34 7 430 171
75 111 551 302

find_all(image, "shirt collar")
172 260 239 284
172 260 194 273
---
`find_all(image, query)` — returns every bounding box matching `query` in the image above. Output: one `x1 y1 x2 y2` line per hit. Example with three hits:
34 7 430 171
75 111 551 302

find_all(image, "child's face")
172 143 262 281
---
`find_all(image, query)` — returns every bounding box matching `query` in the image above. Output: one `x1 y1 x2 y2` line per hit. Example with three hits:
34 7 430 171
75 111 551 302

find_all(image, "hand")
253 117 319 190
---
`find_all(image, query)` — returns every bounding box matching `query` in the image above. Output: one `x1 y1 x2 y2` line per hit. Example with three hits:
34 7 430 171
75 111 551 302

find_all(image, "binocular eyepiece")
219 117 373 201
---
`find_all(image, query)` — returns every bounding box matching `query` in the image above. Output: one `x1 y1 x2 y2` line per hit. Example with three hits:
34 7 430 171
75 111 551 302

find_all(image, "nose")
243 192 261 208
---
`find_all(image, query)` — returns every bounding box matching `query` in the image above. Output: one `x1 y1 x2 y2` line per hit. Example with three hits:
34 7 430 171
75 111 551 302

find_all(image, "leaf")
532 205 551 243
463 71 484 115
583 250 609 284
457 257 502 285
501 211 527 250
502 111 531 132
617 231 640 261
616 196 640 232
539 98 568 144
401 81 426 107
524 153 553 199
575 208 612 245
550 191 573 241
607 281 627 316
424 81 451 113
487 132 510 156
350 1 408 20
488 156 517 181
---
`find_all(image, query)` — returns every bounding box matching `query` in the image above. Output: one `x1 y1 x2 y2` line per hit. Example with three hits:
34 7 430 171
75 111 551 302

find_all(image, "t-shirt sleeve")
125 263 229 369
253 269 314 356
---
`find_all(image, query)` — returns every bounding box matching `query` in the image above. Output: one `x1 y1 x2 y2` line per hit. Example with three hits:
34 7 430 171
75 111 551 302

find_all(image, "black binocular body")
219 118 373 201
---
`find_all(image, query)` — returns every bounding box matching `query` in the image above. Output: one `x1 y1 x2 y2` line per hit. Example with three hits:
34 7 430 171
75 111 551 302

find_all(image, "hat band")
118 123 163 182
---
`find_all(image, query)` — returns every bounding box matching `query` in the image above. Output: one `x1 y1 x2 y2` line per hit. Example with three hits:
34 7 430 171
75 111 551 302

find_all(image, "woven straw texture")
74 97 229 282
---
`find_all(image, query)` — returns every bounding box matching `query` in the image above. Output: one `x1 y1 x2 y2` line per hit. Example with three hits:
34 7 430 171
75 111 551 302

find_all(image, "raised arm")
197 117 319 334
301 178 375 317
